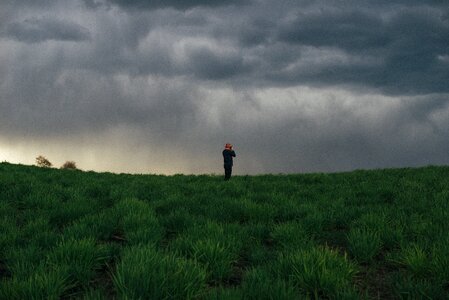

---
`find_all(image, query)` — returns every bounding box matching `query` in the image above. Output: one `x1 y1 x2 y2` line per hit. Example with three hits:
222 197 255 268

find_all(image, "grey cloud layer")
109 0 247 9
73 0 449 94
5 18 90 43
1 0 449 174
82 0 248 10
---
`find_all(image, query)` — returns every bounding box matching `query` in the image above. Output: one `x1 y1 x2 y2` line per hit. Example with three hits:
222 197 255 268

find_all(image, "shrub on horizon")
61 161 77 170
35 155 52 168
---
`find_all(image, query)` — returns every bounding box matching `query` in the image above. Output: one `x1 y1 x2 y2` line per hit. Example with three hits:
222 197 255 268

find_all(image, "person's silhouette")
222 143 236 180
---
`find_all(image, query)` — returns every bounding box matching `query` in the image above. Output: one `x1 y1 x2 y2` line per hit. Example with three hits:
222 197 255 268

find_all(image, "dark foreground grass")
1 162 449 299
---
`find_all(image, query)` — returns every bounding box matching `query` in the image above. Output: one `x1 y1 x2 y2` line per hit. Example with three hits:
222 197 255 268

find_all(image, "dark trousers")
224 165 232 180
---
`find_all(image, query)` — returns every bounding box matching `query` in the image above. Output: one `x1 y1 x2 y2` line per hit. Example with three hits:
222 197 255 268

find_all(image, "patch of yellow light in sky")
0 142 41 167
0 136 202 175
0 146 24 164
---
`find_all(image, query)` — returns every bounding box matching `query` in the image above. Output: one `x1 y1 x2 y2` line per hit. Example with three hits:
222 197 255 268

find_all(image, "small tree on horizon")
61 161 77 170
36 155 52 168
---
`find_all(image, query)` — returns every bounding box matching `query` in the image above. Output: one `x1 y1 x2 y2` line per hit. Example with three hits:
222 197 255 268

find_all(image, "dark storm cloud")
380 9 449 94
278 10 389 51
184 46 251 80
2 0 449 174
84 0 248 10
212 17 275 47
275 7 449 94
1 0 55 7
67 0 449 94
115 0 247 9
5 18 91 43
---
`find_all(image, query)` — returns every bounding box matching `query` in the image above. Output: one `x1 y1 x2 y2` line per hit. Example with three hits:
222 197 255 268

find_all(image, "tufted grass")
1 162 449 298
113 245 207 299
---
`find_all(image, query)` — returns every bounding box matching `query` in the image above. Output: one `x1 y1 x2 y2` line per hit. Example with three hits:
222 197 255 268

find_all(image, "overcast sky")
1 0 448 174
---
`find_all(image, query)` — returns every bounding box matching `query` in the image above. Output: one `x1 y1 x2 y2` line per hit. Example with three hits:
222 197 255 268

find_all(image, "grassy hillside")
0 162 448 299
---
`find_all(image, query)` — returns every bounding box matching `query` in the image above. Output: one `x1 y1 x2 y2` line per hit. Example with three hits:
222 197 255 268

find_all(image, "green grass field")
1 162 448 299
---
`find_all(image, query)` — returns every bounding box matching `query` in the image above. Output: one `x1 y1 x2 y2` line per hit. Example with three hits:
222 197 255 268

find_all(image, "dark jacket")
223 149 236 167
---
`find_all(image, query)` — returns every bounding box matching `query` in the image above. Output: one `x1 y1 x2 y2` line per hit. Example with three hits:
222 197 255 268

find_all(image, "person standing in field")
223 143 236 180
